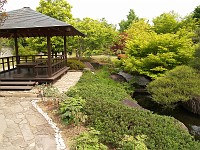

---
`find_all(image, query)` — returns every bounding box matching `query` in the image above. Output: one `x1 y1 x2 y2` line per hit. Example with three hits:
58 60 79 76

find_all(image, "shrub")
118 134 148 150
84 98 200 150
66 67 200 149
67 59 86 70
147 65 200 105
67 68 132 102
71 128 108 150
59 97 87 125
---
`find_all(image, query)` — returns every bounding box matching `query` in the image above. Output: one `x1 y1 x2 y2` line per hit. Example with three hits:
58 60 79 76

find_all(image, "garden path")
0 71 83 150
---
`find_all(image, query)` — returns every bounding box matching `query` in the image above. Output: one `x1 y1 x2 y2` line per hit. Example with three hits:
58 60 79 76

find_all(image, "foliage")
147 65 200 106
59 97 87 125
83 97 200 150
71 128 108 150
67 68 132 102
110 32 128 55
193 5 200 20
121 19 195 78
0 0 7 25
37 0 72 22
152 11 181 34
118 135 148 150
119 9 139 32
70 18 118 57
67 58 86 70
25 0 73 54
36 83 60 98
66 67 200 149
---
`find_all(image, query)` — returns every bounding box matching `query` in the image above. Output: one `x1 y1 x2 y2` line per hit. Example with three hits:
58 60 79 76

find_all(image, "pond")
134 95 200 141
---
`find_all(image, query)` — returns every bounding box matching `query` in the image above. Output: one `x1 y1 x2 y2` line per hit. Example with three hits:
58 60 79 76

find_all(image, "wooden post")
64 35 67 65
47 36 52 77
14 35 19 64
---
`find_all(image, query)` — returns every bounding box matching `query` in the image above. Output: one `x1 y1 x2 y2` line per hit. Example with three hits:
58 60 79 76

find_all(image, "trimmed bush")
67 68 132 102
147 65 200 105
84 98 200 150
67 59 86 70
65 67 200 149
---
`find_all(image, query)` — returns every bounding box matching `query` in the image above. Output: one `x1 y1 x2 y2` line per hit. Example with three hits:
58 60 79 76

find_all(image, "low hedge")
67 59 86 70
65 68 200 149
84 98 200 149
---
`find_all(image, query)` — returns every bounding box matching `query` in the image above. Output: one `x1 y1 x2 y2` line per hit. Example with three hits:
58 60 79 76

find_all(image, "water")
134 95 200 141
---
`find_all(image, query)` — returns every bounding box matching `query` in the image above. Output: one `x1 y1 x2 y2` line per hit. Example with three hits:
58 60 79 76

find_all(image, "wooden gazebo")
0 7 84 90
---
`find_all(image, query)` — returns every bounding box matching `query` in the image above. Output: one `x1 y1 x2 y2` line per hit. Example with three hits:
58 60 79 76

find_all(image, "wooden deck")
0 66 70 84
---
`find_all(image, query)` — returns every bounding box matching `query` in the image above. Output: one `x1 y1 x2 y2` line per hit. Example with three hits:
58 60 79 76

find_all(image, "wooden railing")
0 56 16 72
0 55 67 77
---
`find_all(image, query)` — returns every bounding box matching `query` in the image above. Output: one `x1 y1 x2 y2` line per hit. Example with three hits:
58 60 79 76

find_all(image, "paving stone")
19 123 34 141
0 71 83 150
0 114 7 142
35 135 57 150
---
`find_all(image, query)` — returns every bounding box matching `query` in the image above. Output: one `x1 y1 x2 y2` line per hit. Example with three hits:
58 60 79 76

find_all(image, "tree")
193 5 200 20
119 9 138 32
0 0 7 25
70 17 118 57
121 19 195 78
152 11 180 34
26 0 73 54
36 0 72 22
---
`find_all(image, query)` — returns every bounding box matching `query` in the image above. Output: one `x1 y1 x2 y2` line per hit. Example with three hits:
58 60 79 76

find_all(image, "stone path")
0 71 83 150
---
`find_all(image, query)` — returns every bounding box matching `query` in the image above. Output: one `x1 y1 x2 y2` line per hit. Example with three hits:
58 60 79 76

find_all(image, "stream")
134 95 200 141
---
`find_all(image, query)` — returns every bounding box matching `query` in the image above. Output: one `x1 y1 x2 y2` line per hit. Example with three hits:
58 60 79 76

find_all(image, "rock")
118 71 133 82
110 73 127 82
182 97 200 115
83 62 95 71
134 75 151 87
122 99 146 110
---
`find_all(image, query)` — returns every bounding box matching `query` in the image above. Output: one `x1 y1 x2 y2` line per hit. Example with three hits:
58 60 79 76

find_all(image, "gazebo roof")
0 7 84 38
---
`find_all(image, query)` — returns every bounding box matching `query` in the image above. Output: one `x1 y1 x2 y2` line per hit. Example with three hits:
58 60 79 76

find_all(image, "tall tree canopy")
152 12 180 34
193 5 200 20
70 18 118 56
25 0 73 54
37 0 72 21
119 9 138 32
121 19 196 78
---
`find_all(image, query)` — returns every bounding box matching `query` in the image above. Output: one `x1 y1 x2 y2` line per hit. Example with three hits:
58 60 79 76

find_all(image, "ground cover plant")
61 68 200 149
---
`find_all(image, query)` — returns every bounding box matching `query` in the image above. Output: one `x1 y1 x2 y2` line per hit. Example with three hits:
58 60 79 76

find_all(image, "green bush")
84 98 200 150
67 68 132 102
71 128 108 150
65 67 200 149
147 65 200 105
67 59 86 70
59 97 87 125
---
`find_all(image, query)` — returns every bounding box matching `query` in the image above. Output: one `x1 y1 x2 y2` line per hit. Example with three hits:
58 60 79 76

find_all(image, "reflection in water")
170 107 200 140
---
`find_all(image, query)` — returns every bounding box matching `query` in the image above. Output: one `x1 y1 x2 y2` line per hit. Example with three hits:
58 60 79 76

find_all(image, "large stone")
110 73 127 82
182 97 200 115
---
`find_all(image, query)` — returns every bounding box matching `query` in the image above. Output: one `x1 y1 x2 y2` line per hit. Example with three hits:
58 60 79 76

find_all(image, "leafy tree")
110 32 128 55
119 9 139 32
152 11 181 34
70 18 118 57
37 0 72 22
26 0 73 54
193 5 200 19
121 19 195 78
0 0 7 25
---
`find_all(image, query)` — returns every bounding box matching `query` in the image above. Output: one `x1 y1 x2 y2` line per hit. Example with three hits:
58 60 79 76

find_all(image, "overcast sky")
4 0 200 25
